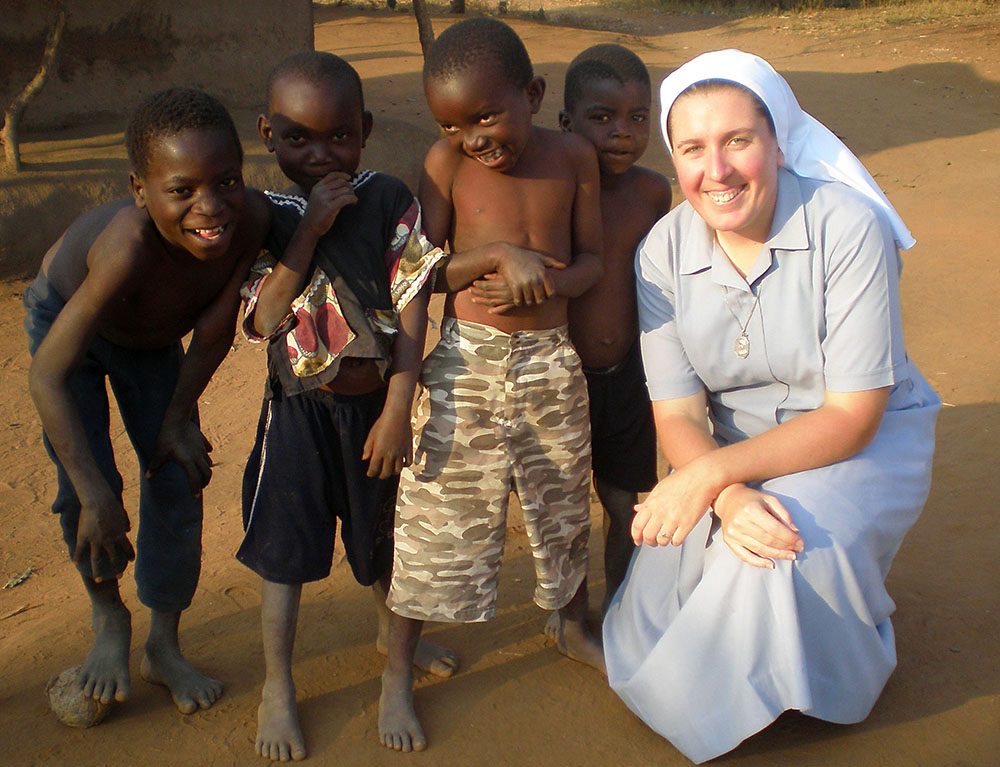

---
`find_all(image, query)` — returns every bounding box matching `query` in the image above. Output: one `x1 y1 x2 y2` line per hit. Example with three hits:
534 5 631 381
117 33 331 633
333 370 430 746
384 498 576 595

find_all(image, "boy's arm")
545 136 604 298
28 221 142 578
148 192 272 492
646 168 674 221
250 173 358 337
362 284 430 479
418 141 561 303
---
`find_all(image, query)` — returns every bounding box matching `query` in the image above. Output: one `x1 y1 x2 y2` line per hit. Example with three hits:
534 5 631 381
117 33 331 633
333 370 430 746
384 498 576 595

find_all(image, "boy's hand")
362 408 412 480
301 172 358 238
146 420 214 496
493 244 566 307
74 495 136 583
469 272 520 314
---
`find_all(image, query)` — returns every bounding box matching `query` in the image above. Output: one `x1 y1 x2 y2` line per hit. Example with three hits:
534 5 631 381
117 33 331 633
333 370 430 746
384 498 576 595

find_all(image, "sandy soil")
1 6 998 767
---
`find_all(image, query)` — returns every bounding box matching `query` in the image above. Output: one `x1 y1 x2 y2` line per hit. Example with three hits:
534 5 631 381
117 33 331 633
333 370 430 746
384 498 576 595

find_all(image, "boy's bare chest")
101 257 233 348
451 165 576 252
602 187 659 257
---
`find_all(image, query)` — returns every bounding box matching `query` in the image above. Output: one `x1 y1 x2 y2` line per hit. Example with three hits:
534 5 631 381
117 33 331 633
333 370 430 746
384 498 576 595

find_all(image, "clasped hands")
631 463 804 569
469 243 565 313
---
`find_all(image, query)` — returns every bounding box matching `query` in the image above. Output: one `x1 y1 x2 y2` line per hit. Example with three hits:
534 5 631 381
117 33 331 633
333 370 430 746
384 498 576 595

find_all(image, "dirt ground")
1 5 998 767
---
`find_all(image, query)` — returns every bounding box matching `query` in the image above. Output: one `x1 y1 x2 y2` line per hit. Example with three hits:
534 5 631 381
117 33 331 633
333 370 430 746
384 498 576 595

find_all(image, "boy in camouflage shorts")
390 318 592 623
379 18 606 753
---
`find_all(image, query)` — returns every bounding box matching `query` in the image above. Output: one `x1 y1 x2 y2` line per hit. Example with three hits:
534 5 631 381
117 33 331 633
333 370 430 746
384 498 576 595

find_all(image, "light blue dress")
603 169 940 764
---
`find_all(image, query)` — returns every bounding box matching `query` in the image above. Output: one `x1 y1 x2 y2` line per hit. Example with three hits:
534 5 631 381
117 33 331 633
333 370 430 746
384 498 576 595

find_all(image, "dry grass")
319 0 1000 32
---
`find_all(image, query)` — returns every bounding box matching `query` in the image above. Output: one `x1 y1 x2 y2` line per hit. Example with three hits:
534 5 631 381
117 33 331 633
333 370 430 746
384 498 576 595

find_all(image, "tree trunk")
2 10 67 173
412 0 435 57
449 0 465 13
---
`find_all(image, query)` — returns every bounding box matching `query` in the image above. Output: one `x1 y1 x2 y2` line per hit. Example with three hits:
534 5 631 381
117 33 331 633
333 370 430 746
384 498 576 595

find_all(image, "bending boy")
25 88 269 714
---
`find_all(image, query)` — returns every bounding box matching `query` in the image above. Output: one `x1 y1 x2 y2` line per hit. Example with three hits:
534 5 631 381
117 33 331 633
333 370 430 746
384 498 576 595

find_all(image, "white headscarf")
660 49 915 250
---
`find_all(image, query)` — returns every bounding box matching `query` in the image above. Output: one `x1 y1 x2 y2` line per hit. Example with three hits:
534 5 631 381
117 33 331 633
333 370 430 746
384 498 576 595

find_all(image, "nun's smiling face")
668 85 783 248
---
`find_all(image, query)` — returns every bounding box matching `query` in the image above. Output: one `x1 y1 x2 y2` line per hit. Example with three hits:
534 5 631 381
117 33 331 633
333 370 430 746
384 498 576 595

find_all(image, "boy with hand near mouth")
238 52 449 762
25 88 270 716
379 17 606 754
559 44 672 612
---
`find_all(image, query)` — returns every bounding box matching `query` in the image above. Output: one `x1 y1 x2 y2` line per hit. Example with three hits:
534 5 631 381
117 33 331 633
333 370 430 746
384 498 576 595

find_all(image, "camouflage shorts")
387 317 592 623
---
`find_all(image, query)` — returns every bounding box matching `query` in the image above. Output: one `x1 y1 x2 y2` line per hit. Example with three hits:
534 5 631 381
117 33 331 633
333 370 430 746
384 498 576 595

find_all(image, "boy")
559 44 672 611
24 88 270 715
238 52 450 762
379 18 605 753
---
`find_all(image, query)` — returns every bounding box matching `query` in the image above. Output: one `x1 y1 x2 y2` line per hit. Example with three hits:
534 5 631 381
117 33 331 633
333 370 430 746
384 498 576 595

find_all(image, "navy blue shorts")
585 340 658 494
237 384 396 587
23 272 203 613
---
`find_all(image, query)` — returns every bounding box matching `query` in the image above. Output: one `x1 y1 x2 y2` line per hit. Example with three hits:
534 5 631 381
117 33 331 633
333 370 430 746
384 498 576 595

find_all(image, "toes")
114 677 130 702
195 688 216 710
429 656 458 678
80 673 96 699
96 682 115 705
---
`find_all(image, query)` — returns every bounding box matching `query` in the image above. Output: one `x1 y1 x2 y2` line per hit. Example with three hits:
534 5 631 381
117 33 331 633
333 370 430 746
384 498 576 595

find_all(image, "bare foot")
376 633 458 679
544 610 603 641
140 645 222 714
550 613 606 674
255 677 306 762
378 669 426 752
78 601 132 704
374 578 458 678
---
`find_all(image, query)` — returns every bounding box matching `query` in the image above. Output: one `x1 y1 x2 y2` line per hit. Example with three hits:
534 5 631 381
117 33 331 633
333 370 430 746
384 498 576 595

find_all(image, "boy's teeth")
707 188 739 203
195 226 225 238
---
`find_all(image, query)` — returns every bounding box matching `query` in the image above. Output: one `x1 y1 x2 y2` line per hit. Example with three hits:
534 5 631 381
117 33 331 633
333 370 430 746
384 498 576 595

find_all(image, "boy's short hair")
424 17 532 90
563 44 650 111
266 51 365 114
125 88 242 177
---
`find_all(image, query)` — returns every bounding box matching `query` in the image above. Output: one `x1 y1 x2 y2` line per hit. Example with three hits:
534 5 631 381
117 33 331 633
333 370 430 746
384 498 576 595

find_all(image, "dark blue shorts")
585 340 658 494
237 384 396 587
23 272 203 613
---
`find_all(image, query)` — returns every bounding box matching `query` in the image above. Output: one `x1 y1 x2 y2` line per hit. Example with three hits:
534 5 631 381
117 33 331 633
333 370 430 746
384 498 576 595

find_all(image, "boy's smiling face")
424 67 544 173
130 127 246 261
560 77 651 177
259 75 373 195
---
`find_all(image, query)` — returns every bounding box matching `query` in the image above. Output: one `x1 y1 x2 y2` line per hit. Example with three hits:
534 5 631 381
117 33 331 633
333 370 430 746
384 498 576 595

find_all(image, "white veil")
659 49 915 250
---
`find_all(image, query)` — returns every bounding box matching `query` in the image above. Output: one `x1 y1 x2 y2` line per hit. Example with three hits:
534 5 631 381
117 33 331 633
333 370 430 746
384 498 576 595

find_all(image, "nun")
603 49 940 763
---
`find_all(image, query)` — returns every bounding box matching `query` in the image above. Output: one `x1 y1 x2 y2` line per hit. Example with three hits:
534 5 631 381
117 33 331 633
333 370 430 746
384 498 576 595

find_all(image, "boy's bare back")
569 165 671 367
422 126 602 333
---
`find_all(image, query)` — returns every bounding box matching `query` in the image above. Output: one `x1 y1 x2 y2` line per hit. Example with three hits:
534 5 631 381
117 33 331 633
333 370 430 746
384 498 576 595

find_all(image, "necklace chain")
722 286 760 359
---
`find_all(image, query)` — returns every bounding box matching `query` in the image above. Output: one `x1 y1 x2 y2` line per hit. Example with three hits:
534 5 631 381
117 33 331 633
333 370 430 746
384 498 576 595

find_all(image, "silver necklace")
722 286 760 359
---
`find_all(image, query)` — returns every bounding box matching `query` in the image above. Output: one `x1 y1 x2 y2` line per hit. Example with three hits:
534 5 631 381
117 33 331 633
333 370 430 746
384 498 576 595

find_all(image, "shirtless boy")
379 18 605 753
25 88 269 714
559 44 672 610
237 52 452 762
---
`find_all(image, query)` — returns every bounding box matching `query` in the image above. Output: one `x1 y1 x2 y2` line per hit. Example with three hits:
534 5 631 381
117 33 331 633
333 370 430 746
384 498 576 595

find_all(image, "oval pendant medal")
734 332 750 359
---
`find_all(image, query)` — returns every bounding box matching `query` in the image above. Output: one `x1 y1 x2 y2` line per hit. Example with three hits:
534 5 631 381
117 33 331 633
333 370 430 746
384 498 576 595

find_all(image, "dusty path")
1 7 997 766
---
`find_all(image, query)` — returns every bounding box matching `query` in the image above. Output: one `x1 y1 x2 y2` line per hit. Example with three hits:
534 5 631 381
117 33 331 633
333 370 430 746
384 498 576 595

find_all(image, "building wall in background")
2 0 314 129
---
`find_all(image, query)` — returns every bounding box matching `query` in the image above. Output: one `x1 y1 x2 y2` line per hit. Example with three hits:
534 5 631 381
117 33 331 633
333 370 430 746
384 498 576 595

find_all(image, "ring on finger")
655 525 672 543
